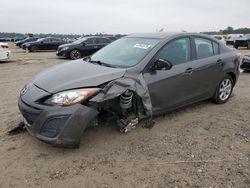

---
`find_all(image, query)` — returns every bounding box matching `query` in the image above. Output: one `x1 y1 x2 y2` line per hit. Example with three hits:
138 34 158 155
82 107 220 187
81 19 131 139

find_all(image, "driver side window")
155 37 191 65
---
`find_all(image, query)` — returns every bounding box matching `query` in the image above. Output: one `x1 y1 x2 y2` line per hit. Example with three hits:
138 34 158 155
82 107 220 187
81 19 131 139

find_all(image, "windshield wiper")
83 56 116 68
89 60 115 68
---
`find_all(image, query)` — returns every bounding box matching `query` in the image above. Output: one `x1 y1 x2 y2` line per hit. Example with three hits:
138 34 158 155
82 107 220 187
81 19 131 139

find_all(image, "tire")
70 49 82 60
233 44 238 49
247 42 250 49
30 46 38 52
212 75 233 104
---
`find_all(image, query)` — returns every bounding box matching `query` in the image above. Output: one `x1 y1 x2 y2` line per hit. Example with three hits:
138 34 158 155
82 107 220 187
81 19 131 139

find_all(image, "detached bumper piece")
18 98 98 148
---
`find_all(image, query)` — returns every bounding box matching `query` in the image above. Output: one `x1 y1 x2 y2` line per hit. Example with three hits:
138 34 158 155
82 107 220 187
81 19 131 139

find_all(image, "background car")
13 37 24 42
212 35 226 44
56 36 112 59
23 37 66 52
240 52 250 71
226 34 244 45
233 34 250 49
15 37 39 47
0 37 12 42
0 42 11 61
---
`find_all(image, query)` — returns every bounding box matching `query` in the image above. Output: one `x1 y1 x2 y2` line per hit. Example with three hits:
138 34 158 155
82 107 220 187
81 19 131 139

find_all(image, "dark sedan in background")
234 34 250 49
18 32 240 148
15 37 39 47
241 52 250 71
56 36 112 59
23 37 66 52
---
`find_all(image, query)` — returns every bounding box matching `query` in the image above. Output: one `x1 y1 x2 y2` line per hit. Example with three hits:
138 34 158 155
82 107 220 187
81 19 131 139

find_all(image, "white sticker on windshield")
134 44 151 49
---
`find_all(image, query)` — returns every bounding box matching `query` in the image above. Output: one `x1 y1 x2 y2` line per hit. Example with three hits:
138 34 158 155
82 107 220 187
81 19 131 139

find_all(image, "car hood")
58 43 76 48
32 60 126 93
24 41 37 45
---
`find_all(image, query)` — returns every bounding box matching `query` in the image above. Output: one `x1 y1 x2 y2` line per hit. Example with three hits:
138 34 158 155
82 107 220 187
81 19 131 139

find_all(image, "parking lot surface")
0 43 249 187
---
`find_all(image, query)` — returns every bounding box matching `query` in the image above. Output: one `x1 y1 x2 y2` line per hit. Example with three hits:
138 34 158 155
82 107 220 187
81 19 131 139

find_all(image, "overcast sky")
0 0 249 34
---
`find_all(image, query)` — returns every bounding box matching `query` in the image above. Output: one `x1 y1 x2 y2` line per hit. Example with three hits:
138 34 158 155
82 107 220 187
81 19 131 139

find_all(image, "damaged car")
17 32 240 148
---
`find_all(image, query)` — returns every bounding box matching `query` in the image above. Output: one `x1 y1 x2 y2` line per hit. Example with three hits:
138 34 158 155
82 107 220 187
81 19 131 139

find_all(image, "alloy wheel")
218 78 232 101
70 50 81 60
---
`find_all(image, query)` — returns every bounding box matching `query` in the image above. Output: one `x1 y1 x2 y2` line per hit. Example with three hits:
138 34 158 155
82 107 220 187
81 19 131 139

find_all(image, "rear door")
50 38 62 50
188 37 223 99
39 38 51 50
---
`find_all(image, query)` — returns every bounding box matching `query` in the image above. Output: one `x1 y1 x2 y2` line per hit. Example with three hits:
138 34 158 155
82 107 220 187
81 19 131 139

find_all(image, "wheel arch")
226 72 236 86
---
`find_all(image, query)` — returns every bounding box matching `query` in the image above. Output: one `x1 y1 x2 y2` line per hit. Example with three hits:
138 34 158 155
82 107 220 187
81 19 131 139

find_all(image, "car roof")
126 32 205 39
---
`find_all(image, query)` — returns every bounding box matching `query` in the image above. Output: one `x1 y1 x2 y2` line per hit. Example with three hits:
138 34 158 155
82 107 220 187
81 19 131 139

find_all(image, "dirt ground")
0 43 249 188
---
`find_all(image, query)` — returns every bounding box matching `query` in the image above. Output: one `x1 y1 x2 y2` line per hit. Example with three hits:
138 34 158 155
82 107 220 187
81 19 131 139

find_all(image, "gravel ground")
0 43 249 188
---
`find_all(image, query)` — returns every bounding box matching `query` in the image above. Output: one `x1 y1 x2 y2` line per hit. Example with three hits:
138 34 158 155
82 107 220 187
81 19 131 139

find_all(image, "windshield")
90 37 159 68
73 37 88 44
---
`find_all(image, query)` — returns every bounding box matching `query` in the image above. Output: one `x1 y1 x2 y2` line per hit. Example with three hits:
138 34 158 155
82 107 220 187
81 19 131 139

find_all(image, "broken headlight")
44 88 99 106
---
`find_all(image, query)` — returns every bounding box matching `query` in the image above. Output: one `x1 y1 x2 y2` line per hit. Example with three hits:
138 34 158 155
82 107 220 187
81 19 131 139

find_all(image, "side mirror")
151 59 172 71
40 41 44 44
82 42 86 46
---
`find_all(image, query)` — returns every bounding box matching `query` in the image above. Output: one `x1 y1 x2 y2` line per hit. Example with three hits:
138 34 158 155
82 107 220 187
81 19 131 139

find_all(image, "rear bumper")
0 50 11 60
235 40 249 47
226 41 234 45
18 98 98 148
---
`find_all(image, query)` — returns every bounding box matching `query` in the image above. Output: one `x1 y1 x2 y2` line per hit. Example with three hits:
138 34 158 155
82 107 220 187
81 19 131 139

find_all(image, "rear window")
194 38 213 59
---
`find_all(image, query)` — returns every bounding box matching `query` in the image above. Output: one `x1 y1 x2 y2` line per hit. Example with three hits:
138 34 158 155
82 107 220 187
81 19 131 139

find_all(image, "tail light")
0 45 8 48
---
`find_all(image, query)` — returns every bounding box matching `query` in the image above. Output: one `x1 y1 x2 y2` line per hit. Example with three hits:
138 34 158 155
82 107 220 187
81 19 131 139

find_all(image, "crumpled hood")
32 60 126 93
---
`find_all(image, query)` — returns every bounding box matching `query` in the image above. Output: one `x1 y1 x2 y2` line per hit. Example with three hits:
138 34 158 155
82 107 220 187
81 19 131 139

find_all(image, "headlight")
61 47 69 51
44 88 99 106
25 44 30 47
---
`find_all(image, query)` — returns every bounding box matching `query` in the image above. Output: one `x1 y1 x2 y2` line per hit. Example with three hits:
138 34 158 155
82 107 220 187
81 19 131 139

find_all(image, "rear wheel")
212 75 233 104
70 49 81 60
30 46 38 52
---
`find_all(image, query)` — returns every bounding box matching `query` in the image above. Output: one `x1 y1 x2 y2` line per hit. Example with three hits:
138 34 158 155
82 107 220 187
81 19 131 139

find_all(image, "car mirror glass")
151 59 172 71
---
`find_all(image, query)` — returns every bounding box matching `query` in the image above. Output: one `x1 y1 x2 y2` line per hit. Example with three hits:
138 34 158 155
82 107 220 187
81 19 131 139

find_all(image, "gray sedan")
18 32 240 148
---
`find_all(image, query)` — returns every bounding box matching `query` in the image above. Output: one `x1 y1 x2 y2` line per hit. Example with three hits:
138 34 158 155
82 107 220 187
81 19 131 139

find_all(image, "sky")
0 0 249 34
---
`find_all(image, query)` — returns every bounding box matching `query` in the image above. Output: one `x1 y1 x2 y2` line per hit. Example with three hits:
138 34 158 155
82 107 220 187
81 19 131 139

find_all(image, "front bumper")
56 49 69 57
18 97 98 148
241 56 250 70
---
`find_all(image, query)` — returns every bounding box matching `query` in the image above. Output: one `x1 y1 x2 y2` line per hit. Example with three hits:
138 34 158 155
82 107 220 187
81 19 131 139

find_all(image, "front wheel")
212 75 233 104
30 46 39 52
70 49 82 60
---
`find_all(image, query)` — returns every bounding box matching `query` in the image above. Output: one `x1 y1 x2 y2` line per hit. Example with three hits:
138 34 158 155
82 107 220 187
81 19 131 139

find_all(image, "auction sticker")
134 44 151 49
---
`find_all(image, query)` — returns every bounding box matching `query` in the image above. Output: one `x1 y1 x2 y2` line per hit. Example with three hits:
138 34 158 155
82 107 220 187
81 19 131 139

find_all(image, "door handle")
184 67 193 75
217 59 223 65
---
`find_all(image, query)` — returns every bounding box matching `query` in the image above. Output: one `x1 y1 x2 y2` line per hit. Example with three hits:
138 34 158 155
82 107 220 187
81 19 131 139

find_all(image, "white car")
0 42 11 61
212 35 226 44
226 34 244 45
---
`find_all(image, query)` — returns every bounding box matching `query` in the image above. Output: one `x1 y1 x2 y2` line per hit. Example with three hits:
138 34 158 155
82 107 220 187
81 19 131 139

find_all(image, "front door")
143 37 195 113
